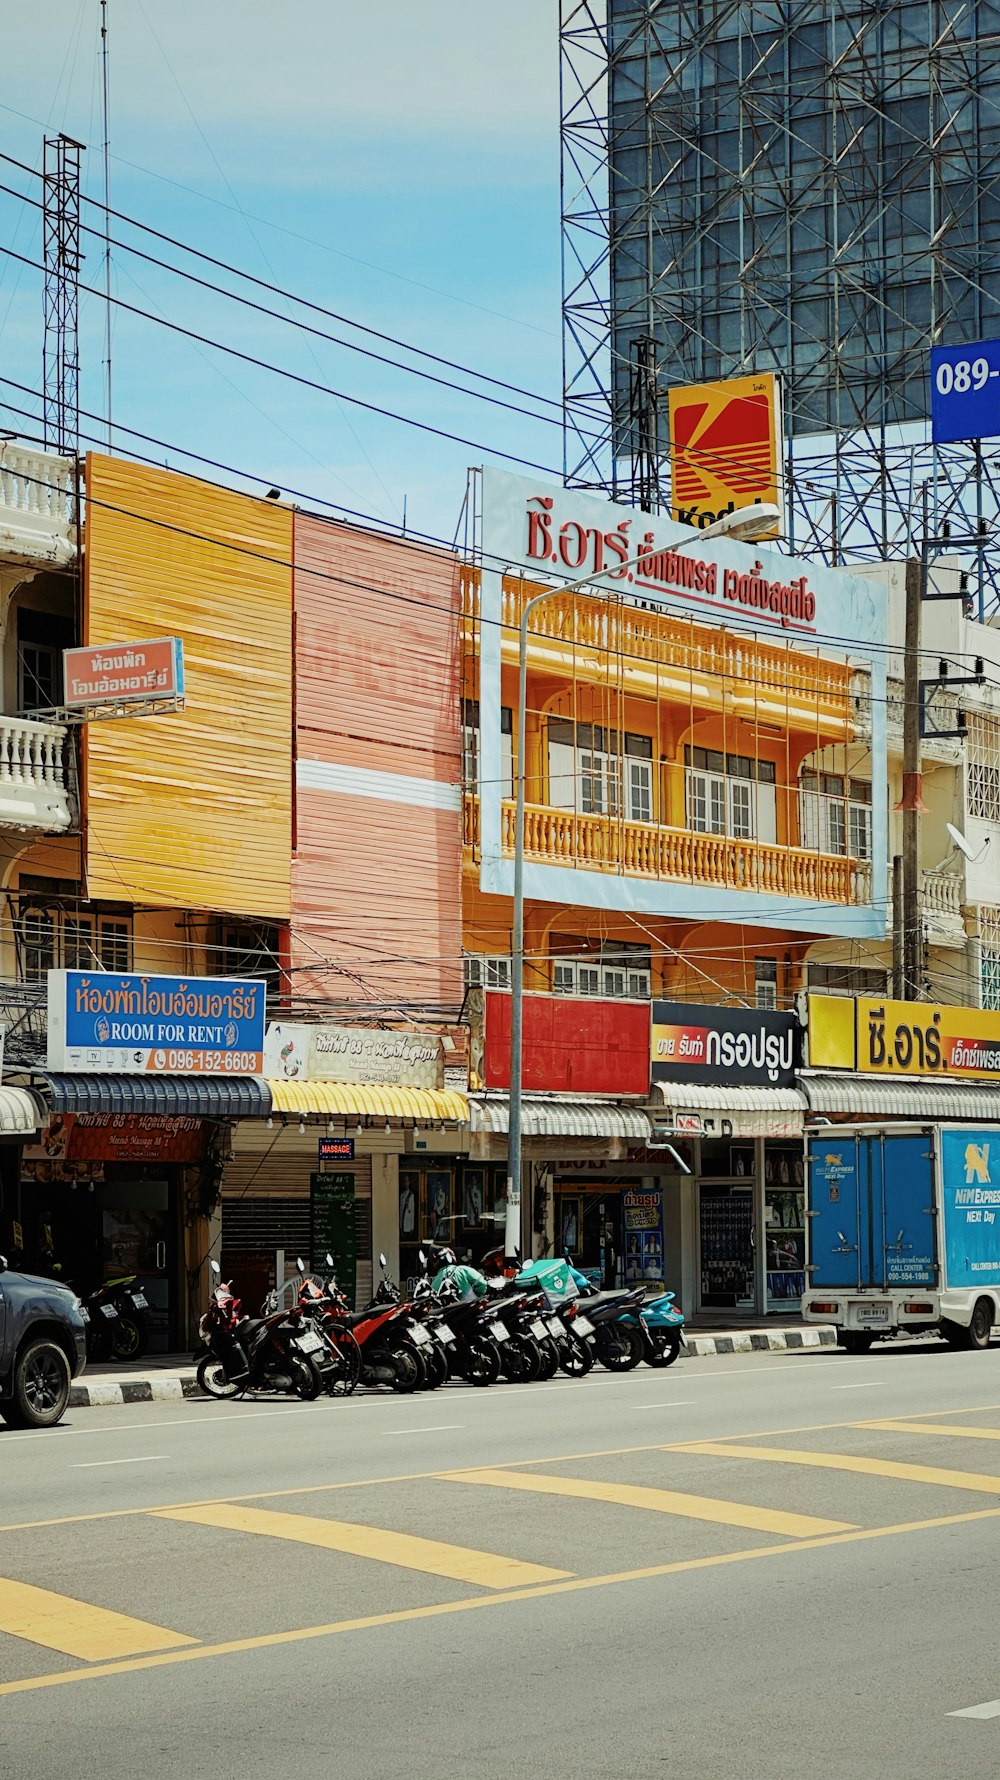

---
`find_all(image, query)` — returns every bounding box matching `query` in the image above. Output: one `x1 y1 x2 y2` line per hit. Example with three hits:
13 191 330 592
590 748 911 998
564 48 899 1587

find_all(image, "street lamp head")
697 502 783 542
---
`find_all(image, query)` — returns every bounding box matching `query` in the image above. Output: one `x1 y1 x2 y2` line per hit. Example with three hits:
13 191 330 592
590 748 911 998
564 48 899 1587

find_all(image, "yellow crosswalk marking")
686 1442 1000 1494
0 1576 196 1661
155 1503 571 1589
863 1420 1000 1442
443 1467 855 1538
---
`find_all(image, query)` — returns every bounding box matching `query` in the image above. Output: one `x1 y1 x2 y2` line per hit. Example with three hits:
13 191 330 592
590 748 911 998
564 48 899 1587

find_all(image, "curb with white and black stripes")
65 1325 840 1407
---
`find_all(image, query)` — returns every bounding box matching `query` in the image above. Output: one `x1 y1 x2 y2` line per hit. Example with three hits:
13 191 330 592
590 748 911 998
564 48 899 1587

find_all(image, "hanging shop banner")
47 971 266 1074
63 636 184 709
651 1000 799 1088
310 1172 357 1305
23 1112 208 1165
264 1022 442 1087
807 995 1000 1081
668 371 784 536
622 1187 664 1285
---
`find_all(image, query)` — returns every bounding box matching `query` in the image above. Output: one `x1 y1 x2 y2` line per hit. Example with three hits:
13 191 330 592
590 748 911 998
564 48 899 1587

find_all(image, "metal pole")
901 553 925 998
891 853 904 1000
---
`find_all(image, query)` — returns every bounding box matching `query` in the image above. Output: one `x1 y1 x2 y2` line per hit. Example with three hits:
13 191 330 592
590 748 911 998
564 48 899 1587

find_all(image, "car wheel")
965 1298 994 1350
2 1339 72 1429
840 1331 874 1355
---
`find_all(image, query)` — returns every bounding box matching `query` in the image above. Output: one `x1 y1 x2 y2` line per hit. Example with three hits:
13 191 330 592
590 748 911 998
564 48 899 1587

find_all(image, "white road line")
830 1383 885 1390
636 1401 698 1409
70 1455 168 1468
949 1700 1000 1720
0 1405 328 1444
388 1425 463 1435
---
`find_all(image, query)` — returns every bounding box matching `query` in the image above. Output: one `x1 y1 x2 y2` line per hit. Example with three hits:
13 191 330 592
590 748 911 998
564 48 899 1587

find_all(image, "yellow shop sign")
807 994 1000 1080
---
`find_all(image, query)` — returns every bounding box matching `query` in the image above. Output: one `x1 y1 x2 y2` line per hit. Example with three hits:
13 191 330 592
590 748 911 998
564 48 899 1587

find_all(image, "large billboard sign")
47 971 266 1074
930 340 1000 444
667 372 783 536
808 994 1000 1082
63 637 184 710
651 1000 799 1088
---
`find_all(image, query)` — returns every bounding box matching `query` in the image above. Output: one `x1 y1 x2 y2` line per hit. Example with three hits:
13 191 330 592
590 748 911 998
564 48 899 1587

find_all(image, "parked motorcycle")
194 1262 325 1400
629 1289 687 1367
101 1274 151 1361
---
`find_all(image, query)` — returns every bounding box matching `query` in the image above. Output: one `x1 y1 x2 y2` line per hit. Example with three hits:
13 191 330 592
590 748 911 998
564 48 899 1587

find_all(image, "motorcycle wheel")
289 1354 323 1401
197 1355 242 1399
645 1330 682 1368
111 1314 147 1362
597 1323 644 1372
422 1344 449 1390
559 1333 594 1378
535 1337 560 1381
497 1335 530 1382
326 1329 363 1395
463 1339 500 1386
515 1334 543 1382
390 1347 421 1394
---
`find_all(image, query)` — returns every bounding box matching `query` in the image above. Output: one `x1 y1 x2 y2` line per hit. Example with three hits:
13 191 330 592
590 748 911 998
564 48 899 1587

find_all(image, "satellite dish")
946 821 975 860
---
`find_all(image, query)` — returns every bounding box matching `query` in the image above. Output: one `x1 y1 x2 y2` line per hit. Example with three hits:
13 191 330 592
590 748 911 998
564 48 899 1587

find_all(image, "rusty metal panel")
83 455 292 917
292 514 463 1011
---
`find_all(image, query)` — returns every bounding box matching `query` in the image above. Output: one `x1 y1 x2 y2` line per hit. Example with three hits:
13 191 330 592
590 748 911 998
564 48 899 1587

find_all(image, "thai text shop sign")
807 995 1000 1081
47 972 266 1074
264 1022 442 1087
63 637 184 709
651 1001 799 1088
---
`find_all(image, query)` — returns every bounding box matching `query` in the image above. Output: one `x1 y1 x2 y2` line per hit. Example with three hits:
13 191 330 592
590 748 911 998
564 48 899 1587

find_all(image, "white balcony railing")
854 863 966 944
0 443 77 567
0 716 75 831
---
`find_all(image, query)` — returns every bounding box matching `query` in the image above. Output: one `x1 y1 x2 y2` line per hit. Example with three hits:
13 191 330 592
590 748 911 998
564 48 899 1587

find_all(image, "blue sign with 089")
931 339 1000 444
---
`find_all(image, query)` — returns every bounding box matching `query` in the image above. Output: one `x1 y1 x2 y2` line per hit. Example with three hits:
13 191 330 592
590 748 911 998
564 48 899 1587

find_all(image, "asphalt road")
4 1341 1000 1779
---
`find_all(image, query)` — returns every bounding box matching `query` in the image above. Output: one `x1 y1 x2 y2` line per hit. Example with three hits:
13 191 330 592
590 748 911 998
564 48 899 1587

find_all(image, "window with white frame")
462 699 513 797
684 747 777 843
464 954 511 990
800 771 872 858
15 884 133 983
808 963 888 998
548 721 654 823
754 957 778 1009
551 937 652 999
968 713 1000 825
981 905 1000 1010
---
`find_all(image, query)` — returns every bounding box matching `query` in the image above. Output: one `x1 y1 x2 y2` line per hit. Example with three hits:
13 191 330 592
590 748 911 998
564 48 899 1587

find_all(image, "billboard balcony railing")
461 568 854 731
464 794 861 904
0 716 75 832
0 443 77 568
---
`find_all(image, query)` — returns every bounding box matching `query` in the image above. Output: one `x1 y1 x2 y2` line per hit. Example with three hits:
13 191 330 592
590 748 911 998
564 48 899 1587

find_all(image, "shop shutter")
222 1122 373 1306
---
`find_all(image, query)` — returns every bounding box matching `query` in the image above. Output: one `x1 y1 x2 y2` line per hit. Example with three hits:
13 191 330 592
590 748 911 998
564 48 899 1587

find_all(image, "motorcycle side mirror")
210 1260 221 1276
296 1257 305 1274
379 1252 387 1269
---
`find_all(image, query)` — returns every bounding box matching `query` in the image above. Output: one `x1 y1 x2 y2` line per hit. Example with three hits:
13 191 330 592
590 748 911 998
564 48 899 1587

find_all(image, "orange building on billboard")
667 372 783 536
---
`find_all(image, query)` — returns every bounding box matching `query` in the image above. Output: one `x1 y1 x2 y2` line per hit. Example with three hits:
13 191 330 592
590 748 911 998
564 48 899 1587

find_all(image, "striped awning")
653 1081 806 1136
471 1096 651 1142
266 1080 469 1123
0 1086 43 1134
37 1073 271 1118
801 1072 1000 1122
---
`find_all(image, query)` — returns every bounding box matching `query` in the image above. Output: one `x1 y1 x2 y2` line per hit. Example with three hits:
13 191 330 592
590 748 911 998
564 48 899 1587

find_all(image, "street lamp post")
504 503 782 1261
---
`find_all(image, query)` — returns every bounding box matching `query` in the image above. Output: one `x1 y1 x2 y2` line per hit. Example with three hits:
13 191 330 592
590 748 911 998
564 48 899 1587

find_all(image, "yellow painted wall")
84 456 292 918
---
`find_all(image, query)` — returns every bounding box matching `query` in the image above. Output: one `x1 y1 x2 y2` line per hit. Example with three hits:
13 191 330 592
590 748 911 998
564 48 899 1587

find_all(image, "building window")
462 699 513 796
981 905 1000 1010
754 957 778 1009
548 721 654 823
208 922 281 995
17 910 55 983
800 771 872 858
684 747 777 842
808 963 888 997
464 955 511 990
99 919 131 973
968 714 1000 825
550 936 652 999
15 893 132 981
17 609 74 713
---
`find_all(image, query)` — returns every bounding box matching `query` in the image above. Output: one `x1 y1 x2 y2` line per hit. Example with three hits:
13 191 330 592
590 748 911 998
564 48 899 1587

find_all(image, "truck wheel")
840 1331 874 1355
966 1298 994 1350
0 1339 72 1428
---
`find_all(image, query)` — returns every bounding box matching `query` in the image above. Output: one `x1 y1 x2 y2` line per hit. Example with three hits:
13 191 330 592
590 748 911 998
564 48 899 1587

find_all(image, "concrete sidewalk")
68 1323 839 1407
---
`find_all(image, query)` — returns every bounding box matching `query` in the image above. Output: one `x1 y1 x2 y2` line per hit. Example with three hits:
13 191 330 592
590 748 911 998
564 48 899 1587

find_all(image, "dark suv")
0 1256 87 1428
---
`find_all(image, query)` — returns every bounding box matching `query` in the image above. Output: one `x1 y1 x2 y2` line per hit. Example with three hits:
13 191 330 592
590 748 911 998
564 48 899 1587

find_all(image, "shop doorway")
99 1179 174 1352
555 1191 620 1287
698 1183 756 1313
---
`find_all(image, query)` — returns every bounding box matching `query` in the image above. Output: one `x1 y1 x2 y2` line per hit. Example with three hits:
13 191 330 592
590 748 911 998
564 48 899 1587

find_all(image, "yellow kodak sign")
668 372 783 537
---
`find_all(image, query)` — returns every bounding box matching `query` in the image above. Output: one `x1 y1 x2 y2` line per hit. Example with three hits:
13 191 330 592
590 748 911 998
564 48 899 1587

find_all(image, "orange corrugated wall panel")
292 514 463 1010
84 454 292 918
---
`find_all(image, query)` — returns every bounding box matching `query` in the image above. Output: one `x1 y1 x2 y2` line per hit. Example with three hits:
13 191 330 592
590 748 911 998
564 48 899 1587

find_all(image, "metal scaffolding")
560 0 1000 610
42 133 83 456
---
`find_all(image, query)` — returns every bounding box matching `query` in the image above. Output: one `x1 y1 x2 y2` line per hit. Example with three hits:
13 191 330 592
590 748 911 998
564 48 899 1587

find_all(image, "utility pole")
899 556 926 999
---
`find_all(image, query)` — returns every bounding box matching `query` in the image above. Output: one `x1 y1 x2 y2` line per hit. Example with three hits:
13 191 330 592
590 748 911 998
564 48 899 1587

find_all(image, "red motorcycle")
319 1268 426 1393
195 1261 325 1401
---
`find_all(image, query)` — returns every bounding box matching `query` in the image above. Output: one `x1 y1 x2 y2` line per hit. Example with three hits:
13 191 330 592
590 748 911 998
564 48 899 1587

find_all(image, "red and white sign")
63 637 184 709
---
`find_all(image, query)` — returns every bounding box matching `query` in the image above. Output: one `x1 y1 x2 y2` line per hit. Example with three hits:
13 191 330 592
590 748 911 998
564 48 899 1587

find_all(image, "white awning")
0 1086 43 1135
471 1096 652 1142
801 1072 1000 1122
653 1081 806 1137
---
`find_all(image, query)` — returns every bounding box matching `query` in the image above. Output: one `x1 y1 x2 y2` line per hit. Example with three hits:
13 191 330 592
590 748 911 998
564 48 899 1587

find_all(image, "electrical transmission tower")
42 134 84 456
561 0 1000 611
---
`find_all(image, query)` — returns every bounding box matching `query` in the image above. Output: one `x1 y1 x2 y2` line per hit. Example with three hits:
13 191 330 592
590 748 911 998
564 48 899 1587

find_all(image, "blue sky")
0 0 564 542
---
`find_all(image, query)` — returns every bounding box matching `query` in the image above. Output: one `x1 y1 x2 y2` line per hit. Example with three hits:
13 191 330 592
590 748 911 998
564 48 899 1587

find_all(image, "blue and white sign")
930 339 1000 444
47 971 267 1075
940 1128 1000 1289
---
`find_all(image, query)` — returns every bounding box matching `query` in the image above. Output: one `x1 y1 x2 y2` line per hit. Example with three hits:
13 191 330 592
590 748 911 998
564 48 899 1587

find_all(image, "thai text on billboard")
47 971 265 1074
63 637 184 709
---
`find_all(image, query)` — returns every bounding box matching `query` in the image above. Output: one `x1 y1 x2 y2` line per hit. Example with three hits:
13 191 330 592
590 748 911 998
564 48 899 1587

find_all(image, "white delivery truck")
800 1125 1000 1353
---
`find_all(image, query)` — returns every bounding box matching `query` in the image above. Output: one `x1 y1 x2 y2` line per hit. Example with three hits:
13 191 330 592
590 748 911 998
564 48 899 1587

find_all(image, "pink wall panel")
291 515 463 1014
